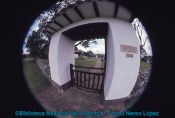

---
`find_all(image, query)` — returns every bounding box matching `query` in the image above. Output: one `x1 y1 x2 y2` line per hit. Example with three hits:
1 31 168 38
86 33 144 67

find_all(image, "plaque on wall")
120 44 138 54
126 53 134 58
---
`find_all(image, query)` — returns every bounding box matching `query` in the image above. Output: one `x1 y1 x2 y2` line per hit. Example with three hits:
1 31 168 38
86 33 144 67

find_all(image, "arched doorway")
49 18 140 101
63 22 108 93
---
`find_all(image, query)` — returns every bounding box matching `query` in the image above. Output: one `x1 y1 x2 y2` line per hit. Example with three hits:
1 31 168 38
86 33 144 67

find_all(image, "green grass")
75 57 97 67
140 61 151 71
22 58 51 94
75 57 97 71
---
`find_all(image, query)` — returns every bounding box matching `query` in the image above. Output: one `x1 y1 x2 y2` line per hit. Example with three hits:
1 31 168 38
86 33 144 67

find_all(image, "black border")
2 0 175 117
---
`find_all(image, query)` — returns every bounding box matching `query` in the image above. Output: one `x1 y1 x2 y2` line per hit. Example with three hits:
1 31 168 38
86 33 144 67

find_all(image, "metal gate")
70 64 105 93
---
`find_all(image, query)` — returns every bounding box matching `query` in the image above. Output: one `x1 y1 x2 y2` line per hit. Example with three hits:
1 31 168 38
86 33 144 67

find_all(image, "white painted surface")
65 8 81 22
50 23 61 30
104 19 140 100
49 18 140 100
97 1 115 17
55 15 70 27
104 26 115 98
117 5 132 21
47 1 132 33
49 33 74 86
49 33 60 85
78 3 96 19
46 27 55 33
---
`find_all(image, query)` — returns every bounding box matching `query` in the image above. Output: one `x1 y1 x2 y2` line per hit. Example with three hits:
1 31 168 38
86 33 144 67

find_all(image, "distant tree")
86 50 96 57
25 0 93 60
24 1 69 60
97 54 105 58
25 7 55 60
75 46 78 51
132 18 148 58
75 39 97 48
87 50 94 55
26 30 49 61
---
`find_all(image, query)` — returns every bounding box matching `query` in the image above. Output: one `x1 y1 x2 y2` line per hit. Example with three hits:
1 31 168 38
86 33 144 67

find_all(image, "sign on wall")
120 44 138 58
120 44 138 53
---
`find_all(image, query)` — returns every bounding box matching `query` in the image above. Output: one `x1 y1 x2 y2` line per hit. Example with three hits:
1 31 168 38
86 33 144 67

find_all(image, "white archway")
49 18 140 100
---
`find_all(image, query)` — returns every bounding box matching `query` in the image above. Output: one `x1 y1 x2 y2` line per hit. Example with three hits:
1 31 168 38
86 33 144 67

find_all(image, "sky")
76 39 105 54
22 18 40 54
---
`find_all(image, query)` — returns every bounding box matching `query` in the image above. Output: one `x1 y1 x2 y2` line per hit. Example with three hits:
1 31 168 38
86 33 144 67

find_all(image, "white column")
104 20 140 100
49 33 74 86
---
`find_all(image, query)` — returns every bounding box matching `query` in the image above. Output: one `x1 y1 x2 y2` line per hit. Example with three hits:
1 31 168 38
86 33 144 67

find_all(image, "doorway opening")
62 22 108 93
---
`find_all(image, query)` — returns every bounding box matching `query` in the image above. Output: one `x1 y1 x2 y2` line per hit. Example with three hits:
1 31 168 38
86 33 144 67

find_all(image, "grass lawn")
140 61 151 71
22 58 51 94
75 57 97 72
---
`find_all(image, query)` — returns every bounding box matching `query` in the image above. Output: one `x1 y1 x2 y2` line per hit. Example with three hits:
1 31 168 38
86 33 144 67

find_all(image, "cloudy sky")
77 38 105 54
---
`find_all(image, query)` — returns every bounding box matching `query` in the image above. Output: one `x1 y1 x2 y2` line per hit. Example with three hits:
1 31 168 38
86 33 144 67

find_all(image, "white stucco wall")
104 26 115 98
104 19 140 100
49 18 140 100
49 33 74 86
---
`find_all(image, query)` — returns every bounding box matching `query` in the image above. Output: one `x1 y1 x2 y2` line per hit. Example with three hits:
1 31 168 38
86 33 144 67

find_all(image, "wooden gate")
70 64 105 93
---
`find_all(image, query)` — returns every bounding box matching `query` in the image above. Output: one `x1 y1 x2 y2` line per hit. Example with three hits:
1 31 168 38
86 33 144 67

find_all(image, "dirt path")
94 58 102 68
35 86 125 118
34 58 126 118
90 58 103 73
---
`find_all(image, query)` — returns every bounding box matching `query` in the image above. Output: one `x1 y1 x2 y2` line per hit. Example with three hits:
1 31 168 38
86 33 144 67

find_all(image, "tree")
75 39 97 48
86 50 96 57
44 0 99 49
25 0 99 60
87 50 94 55
132 18 148 58
26 30 49 60
25 7 55 60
